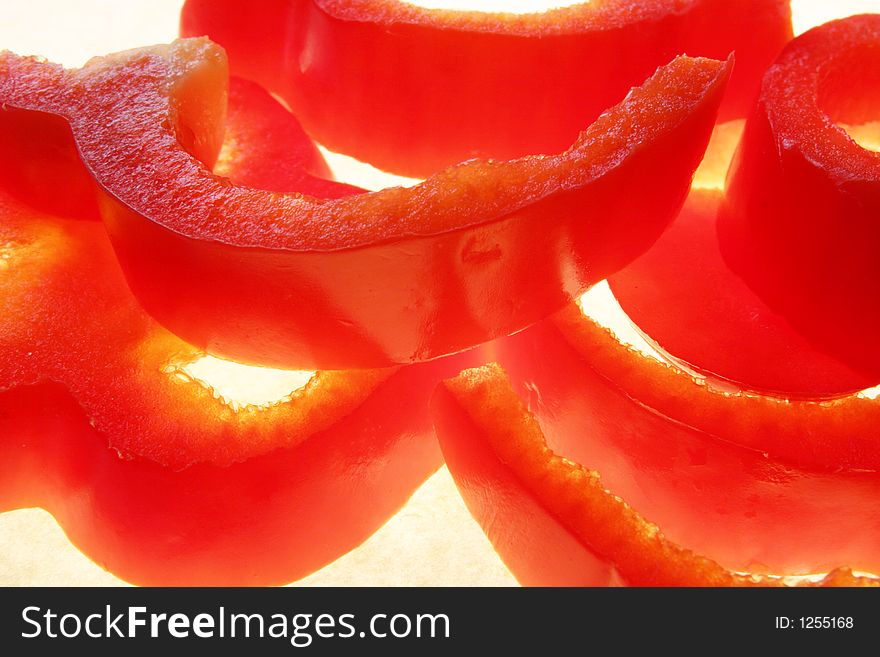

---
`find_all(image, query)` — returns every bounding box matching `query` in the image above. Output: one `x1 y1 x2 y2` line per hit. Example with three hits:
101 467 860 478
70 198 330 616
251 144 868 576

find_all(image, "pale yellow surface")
0 0 878 587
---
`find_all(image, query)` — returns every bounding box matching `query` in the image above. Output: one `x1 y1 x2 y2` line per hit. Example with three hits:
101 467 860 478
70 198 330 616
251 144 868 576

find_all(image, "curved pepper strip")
609 189 876 396
0 73 359 222
432 363 880 586
0 41 731 370
181 0 791 176
0 79 473 586
489 315 880 575
549 302 880 470
215 77 362 199
719 15 880 380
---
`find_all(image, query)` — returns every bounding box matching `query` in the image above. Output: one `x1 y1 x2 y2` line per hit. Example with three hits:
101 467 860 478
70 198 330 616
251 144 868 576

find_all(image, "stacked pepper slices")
0 0 878 586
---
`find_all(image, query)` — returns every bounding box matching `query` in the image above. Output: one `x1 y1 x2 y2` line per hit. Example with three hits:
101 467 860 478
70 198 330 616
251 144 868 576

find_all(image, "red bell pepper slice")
215 77 362 199
495 314 880 574
609 189 876 396
718 15 880 381
433 362 880 586
442 18 880 585
0 41 731 370
181 0 791 176
0 78 471 586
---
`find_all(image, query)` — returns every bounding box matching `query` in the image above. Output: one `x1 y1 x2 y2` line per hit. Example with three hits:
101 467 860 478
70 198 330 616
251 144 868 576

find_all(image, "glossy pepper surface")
0 77 469 586
182 0 791 176
433 20 880 581
433 361 880 586
719 15 880 381
0 41 731 370
610 190 875 396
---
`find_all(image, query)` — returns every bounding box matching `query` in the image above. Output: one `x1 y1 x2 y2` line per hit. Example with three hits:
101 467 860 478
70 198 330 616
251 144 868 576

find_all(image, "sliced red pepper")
215 77 362 199
0 73 359 222
442 17 880 586
493 315 880 574
718 15 880 380
0 78 470 585
181 0 791 176
548 302 880 469
609 189 876 396
433 362 880 586
0 41 731 370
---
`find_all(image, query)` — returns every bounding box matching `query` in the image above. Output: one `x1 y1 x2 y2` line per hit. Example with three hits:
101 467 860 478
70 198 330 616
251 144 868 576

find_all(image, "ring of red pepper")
1 2 878 586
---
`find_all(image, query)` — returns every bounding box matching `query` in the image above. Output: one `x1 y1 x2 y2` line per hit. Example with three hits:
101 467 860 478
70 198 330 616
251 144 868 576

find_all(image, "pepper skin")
719 15 880 381
489 313 880 575
0 41 731 370
433 362 880 586
0 79 468 586
609 190 876 396
181 0 791 176
214 76 362 199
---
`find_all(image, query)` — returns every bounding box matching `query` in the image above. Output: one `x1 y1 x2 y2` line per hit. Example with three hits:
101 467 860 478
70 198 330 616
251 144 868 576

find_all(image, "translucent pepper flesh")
182 0 791 176
0 41 731 370
430 19 880 581
719 15 880 381
0 77 474 586
433 362 880 587
610 190 876 397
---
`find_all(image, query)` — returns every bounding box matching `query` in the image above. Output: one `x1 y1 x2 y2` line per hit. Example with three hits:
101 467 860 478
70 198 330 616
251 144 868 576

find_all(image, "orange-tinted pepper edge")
433 363 879 587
